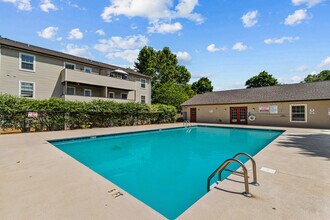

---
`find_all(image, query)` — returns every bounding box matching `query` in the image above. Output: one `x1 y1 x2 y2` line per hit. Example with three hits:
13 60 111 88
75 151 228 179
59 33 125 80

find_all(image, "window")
109 92 115 99
84 67 92 73
84 89 92 97
140 79 146 88
66 86 75 95
141 95 146 103
64 62 75 70
290 104 307 122
122 74 128 80
19 53 35 71
19 81 35 98
121 93 128 100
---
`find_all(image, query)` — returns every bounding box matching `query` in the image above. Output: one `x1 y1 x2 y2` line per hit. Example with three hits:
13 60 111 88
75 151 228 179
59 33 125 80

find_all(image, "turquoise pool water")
50 126 282 219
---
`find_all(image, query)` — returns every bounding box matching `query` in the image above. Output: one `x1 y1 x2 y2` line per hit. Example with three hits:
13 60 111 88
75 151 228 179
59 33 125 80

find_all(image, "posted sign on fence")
27 112 38 118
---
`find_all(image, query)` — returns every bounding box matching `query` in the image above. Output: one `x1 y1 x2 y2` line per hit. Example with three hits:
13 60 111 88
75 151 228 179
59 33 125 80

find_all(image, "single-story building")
182 81 330 129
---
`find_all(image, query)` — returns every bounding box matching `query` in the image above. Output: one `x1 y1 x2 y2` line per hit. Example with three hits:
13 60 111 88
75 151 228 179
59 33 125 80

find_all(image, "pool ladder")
183 120 192 127
207 153 259 197
183 120 192 133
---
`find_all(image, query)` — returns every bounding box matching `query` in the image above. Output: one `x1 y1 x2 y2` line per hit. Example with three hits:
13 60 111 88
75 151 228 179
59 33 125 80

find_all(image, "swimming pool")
50 126 283 219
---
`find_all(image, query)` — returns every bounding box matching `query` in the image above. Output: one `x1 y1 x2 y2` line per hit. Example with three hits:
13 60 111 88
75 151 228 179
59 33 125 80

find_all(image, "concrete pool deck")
0 123 329 219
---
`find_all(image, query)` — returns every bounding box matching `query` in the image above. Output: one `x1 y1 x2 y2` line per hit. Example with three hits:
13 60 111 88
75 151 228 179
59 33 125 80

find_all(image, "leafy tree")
191 77 213 94
152 81 194 110
303 70 330 83
176 65 191 85
134 46 158 80
245 71 279 88
135 46 193 108
157 47 179 83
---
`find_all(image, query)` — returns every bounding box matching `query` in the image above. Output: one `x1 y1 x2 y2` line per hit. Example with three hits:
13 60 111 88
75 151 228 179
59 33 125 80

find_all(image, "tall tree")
191 77 213 94
303 70 330 83
157 47 179 83
134 46 158 80
152 81 194 110
176 65 191 85
135 46 193 109
245 71 279 88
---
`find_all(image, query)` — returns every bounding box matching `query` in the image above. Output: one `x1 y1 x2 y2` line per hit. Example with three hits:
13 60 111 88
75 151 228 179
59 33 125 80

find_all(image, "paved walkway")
0 123 329 219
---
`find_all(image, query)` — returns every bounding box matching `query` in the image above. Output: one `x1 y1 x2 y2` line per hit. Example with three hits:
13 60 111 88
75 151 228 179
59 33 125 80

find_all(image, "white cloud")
37 26 59 39
290 75 304 83
241 10 258 28
94 35 148 64
191 73 214 79
176 51 191 64
206 44 226 52
284 9 310 26
101 0 204 26
295 65 309 72
40 0 57 12
318 57 330 68
232 42 248 51
147 22 182 34
292 0 323 8
106 49 140 63
264 36 300 44
307 71 317 75
62 44 92 58
96 29 106 36
68 28 83 40
1 0 32 11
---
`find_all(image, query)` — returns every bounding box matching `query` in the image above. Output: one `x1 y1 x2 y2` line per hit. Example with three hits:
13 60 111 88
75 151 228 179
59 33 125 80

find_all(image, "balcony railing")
62 94 134 103
61 69 136 91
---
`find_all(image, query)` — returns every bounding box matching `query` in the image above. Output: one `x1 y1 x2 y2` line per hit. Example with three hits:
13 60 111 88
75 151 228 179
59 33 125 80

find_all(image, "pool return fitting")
207 153 259 197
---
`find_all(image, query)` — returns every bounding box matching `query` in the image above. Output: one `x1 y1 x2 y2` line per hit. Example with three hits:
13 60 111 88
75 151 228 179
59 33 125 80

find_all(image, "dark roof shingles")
182 81 330 106
0 37 149 78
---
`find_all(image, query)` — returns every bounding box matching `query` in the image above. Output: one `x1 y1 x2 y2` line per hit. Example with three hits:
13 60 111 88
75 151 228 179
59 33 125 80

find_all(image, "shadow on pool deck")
276 133 330 160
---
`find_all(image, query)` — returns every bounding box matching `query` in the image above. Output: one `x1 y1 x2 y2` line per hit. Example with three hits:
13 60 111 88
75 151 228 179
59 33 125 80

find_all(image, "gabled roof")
0 37 150 78
182 81 330 106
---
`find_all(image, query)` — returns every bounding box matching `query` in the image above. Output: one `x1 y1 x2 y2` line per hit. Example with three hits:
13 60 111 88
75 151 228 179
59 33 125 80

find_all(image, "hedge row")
0 94 177 132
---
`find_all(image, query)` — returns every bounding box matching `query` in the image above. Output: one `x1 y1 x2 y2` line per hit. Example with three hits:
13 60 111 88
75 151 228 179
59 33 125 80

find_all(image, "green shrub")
0 94 177 132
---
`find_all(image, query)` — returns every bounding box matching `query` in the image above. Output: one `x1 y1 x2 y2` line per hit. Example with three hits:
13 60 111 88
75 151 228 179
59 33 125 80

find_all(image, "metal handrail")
183 120 192 127
207 158 252 197
233 153 259 186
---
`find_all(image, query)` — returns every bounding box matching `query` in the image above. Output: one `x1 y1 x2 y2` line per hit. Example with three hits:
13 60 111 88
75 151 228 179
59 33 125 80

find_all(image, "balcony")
62 95 133 103
61 69 136 91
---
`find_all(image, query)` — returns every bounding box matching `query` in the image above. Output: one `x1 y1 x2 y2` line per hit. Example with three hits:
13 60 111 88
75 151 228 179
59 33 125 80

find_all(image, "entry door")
230 107 247 124
190 108 197 122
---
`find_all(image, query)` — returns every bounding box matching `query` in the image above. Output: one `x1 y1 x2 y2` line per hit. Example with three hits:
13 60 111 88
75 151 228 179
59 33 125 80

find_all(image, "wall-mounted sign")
270 105 278 114
328 108 330 116
27 112 38 118
309 109 315 115
259 105 270 113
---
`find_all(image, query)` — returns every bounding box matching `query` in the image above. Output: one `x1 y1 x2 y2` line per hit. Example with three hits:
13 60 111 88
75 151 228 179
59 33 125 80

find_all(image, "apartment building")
0 37 151 104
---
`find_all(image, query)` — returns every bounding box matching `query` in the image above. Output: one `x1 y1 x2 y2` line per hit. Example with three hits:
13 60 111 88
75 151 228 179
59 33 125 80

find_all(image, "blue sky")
0 0 329 90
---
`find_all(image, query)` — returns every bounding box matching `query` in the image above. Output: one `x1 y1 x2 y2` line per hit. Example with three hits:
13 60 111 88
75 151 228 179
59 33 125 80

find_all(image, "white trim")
108 92 115 99
19 52 36 72
84 89 92 97
84 66 92 73
19 80 35 99
64 62 76 70
290 104 307 123
140 78 146 89
67 86 76 95
121 92 128 100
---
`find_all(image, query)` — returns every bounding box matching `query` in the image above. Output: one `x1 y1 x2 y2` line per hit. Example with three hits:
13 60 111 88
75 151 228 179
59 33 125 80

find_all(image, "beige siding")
0 46 151 104
183 100 330 129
